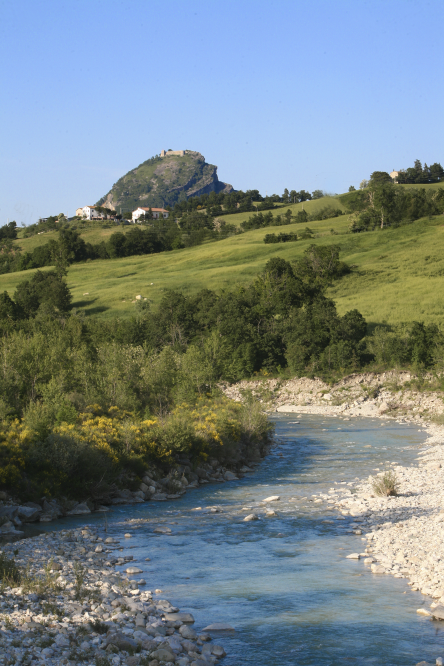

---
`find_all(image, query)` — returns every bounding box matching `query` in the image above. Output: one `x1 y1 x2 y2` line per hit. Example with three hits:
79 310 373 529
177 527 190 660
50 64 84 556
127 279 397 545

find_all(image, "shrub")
0 552 21 584
90 619 109 634
372 470 400 497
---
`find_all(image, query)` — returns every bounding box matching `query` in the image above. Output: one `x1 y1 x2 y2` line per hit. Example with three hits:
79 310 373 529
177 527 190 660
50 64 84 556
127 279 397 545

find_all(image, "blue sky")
1 0 443 223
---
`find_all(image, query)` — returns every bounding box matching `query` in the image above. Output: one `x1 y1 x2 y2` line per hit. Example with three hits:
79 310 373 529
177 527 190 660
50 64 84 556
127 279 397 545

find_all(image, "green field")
216 195 346 227
14 223 133 253
3 207 444 327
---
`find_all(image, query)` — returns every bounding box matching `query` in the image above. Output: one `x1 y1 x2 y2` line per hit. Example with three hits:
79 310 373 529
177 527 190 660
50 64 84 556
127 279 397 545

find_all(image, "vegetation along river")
30 414 444 665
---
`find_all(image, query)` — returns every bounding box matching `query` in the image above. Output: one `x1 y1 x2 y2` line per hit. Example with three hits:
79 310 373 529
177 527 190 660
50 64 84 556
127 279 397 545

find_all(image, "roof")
135 207 168 212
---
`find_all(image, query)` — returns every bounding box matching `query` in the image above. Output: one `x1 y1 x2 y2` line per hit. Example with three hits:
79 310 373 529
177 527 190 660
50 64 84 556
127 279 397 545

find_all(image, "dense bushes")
1 250 443 502
0 397 272 501
264 232 298 243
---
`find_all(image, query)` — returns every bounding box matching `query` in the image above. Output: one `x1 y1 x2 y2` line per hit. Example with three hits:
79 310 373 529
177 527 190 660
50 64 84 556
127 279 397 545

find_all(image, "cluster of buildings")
75 205 170 222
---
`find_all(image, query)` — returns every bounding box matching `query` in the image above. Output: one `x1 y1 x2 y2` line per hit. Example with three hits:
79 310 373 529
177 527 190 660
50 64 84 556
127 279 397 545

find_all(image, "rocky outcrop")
97 150 234 211
221 371 444 421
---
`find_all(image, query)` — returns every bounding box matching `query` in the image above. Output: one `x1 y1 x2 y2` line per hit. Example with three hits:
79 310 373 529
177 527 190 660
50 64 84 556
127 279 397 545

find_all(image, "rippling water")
34 414 444 665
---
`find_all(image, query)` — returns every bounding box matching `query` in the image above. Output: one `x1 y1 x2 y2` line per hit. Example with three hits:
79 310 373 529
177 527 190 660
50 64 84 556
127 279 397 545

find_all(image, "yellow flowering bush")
0 397 273 501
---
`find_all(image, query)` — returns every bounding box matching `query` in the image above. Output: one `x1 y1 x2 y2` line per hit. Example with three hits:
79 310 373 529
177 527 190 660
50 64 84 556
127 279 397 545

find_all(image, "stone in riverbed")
18 505 42 522
262 495 280 502
0 506 19 520
126 567 143 574
431 606 444 620
150 648 176 662
179 625 197 639
371 564 386 574
224 471 238 481
417 608 432 616
54 634 70 648
202 622 235 632
164 612 195 623
106 631 138 650
154 526 172 534
41 648 54 658
243 514 259 522
346 553 360 559
67 503 91 515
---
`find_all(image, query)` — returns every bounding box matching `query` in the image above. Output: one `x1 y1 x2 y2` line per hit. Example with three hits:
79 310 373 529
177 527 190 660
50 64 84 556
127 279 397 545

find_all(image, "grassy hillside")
3 210 444 327
14 224 134 254
216 195 346 227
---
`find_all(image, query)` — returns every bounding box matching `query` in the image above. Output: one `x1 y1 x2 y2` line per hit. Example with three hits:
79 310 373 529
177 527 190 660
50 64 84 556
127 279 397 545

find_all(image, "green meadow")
216 194 346 227
3 207 444 328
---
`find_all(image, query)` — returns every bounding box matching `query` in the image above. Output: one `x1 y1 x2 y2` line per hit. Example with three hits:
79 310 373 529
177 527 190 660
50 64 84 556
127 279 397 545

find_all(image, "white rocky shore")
0 526 228 666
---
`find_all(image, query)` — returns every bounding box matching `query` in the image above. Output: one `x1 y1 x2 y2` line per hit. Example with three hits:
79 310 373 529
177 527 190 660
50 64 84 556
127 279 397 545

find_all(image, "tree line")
240 205 344 231
395 159 444 185
0 214 240 276
343 171 444 232
170 187 326 218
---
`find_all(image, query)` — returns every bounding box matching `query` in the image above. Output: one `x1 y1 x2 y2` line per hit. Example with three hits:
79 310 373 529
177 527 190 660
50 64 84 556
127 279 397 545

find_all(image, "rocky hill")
97 150 234 212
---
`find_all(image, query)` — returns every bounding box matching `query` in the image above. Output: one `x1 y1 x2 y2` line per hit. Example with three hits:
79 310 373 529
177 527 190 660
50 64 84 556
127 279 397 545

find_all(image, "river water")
33 414 444 665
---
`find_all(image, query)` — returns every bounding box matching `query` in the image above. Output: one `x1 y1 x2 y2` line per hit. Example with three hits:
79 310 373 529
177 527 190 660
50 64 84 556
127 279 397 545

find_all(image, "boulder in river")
431 605 444 620
67 503 91 515
202 622 235 632
164 612 195 623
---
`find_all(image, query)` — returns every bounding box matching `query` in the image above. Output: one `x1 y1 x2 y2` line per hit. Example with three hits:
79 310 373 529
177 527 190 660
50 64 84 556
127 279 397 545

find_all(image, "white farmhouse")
81 205 104 220
132 207 170 222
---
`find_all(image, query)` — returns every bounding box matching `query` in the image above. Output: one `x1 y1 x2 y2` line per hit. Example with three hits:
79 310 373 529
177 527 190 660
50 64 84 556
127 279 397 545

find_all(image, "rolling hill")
3 192 444 327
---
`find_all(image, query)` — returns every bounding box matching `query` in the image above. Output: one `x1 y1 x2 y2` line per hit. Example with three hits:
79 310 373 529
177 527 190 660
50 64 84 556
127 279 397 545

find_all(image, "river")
30 414 444 665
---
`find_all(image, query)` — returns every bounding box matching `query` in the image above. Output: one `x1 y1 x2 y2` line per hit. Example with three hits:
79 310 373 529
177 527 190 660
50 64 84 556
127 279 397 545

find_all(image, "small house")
132 207 170 222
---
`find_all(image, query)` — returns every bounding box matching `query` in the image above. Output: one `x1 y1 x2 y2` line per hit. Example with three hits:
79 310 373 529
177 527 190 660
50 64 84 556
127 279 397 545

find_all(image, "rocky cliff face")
97 151 234 211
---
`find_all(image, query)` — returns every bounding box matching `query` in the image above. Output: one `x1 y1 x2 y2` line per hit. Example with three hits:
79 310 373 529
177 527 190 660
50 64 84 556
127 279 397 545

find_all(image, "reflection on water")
33 415 444 665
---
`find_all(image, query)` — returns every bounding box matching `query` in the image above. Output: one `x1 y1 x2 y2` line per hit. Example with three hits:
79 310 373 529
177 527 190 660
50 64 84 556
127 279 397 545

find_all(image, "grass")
14 222 133 253
372 470 400 497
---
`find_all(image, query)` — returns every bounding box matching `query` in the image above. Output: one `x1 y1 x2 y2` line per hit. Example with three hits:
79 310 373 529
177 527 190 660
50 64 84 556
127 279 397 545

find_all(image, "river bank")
0 525 228 666
224 373 444 664
222 370 444 421
0 444 270 540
